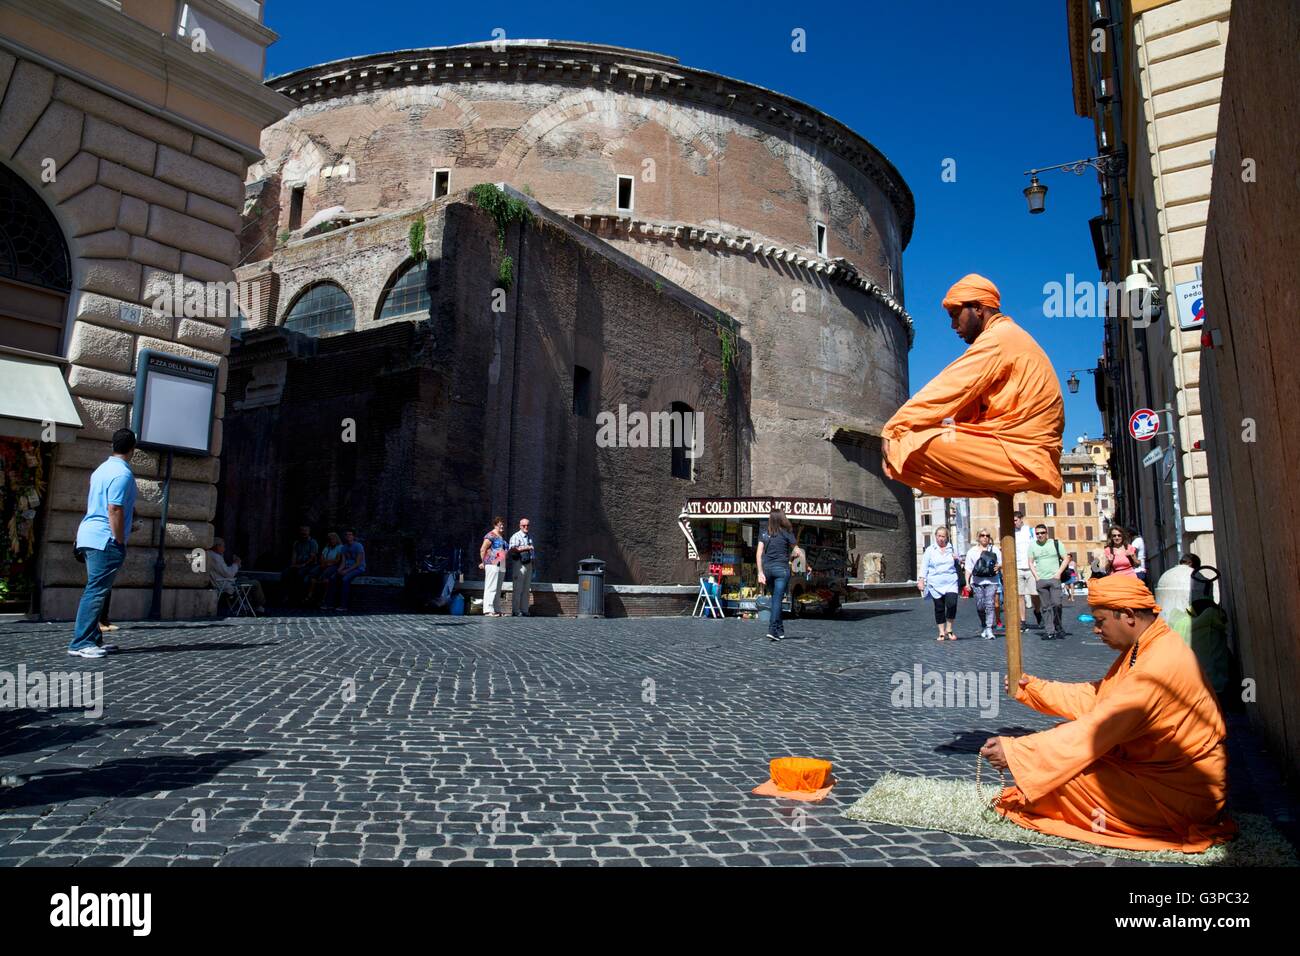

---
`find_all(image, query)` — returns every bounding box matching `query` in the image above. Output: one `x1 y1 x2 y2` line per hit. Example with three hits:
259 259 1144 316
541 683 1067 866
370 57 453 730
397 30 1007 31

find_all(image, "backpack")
972 547 998 579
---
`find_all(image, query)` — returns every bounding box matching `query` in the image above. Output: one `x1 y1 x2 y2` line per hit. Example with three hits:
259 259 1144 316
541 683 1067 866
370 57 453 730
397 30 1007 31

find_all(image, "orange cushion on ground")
770 757 832 792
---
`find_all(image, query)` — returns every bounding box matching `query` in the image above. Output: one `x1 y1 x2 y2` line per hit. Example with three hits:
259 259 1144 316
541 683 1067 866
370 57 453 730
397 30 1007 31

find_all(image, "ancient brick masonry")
223 194 749 584
235 39 920 579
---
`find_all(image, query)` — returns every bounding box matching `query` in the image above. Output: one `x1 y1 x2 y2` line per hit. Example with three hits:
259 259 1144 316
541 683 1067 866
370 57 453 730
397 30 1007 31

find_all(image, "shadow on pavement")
835 606 914 622
0 748 269 810
935 727 1038 754
115 641 281 654
0 708 156 759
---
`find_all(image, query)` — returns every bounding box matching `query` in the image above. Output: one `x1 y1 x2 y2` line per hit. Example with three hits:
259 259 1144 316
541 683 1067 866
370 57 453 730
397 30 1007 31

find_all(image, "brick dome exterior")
239 39 917 577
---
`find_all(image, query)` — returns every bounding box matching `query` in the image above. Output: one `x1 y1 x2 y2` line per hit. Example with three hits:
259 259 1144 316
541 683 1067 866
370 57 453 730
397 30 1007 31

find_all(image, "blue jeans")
71 541 125 650
329 566 366 607
765 563 790 636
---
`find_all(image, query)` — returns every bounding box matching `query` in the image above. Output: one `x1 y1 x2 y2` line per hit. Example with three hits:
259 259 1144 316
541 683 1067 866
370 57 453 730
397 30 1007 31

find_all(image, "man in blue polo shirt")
70 428 139 658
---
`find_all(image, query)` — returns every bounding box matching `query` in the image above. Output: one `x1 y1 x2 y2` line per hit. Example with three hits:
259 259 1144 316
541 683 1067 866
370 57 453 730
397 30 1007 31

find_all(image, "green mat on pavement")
844 772 1297 866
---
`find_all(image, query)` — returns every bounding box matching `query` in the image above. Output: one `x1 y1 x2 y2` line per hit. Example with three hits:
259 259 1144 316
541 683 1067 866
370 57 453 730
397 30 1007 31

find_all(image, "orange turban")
1087 574 1162 613
941 273 1001 311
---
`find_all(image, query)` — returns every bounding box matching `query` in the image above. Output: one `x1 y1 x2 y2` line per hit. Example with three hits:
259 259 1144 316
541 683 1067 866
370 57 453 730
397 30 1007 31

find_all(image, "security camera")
1124 259 1163 327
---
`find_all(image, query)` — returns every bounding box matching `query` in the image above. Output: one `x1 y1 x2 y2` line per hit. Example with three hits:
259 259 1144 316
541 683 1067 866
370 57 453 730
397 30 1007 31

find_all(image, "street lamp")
1022 151 1126 215
1024 176 1047 215
1065 368 1098 394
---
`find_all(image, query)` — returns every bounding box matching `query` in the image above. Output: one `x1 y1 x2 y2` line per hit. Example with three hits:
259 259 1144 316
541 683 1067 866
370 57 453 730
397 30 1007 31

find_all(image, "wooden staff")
998 493 1022 694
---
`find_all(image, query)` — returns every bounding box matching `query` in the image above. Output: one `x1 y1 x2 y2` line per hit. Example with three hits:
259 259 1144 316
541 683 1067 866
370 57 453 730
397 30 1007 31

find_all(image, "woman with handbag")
478 517 508 616
756 509 805 642
919 525 960 641
1101 527 1140 578
965 528 1002 640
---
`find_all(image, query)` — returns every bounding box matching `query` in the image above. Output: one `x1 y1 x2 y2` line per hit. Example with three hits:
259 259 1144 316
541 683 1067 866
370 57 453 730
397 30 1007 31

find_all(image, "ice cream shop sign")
683 497 835 520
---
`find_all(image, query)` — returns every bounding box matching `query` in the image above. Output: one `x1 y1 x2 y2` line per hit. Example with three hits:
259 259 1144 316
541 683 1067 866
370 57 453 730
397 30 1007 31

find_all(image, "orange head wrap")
1087 574 1162 614
941 273 1001 311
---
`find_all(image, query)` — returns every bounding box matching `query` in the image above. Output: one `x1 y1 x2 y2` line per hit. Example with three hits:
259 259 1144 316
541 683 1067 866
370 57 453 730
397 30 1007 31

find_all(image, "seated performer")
882 274 1064 498
978 574 1237 852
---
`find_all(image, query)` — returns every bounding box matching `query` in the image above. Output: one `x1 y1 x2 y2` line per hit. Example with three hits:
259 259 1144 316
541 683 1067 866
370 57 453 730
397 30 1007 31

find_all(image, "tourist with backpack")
1028 524 1070 640
965 528 1002 640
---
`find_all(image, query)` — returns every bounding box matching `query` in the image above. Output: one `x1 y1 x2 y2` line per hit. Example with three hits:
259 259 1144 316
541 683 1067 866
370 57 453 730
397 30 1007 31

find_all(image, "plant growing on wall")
409 217 427 262
470 183 533 288
716 312 738 399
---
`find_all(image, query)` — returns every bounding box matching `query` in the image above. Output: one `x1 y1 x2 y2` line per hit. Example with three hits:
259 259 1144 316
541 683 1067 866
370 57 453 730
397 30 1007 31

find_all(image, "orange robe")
995 618 1237 852
882 313 1064 497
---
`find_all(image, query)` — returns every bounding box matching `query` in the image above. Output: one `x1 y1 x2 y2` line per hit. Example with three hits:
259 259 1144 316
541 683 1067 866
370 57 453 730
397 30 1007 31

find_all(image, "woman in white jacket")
965 528 1001 640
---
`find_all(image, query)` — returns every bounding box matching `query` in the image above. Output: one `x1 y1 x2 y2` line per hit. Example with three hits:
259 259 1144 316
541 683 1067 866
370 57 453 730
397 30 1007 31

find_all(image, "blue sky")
264 0 1107 444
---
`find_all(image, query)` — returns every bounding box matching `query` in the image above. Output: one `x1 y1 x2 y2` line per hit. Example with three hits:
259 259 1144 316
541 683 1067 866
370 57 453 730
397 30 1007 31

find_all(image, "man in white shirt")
1013 513 1043 629
1130 529 1148 584
208 537 265 613
508 518 535 617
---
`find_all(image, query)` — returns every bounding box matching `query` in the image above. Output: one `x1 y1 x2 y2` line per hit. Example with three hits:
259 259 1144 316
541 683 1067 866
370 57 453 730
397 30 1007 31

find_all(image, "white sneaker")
983 627 994 640
68 645 107 658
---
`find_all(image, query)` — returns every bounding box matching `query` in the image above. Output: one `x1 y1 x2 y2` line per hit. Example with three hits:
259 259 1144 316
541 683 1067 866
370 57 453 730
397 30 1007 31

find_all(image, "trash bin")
577 557 605 618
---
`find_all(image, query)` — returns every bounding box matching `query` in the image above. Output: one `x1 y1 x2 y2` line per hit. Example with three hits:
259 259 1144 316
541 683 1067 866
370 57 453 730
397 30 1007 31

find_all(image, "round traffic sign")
1192 297 1205 322
1129 408 1160 441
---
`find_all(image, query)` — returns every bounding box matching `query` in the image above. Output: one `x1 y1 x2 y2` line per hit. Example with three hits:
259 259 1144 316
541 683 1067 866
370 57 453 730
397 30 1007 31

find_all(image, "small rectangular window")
616 175 634 212
1085 527 1094 540
433 168 450 199
1082 481 1092 492
572 365 591 417
1044 503 1056 517
1069 525 1077 540
922 514 932 526
815 222 827 257
1067 502 1075 516
288 184 304 230
1084 501 1092 516
923 534 931 549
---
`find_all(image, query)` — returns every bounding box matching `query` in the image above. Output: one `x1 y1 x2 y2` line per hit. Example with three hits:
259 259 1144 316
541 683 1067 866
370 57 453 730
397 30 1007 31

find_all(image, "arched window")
0 163 71 356
376 260 431 322
283 282 354 337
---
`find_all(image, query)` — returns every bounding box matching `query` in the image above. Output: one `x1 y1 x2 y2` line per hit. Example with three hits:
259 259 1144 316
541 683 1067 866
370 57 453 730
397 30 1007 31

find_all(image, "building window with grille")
377 260 431 322
670 401 694 480
282 282 354 336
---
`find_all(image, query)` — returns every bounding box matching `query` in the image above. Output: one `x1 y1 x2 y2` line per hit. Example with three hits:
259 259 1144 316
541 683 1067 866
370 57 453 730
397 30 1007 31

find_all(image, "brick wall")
219 195 747 585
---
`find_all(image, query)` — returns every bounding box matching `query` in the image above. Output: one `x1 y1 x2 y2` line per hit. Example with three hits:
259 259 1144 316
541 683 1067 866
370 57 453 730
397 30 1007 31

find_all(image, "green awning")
0 349 83 442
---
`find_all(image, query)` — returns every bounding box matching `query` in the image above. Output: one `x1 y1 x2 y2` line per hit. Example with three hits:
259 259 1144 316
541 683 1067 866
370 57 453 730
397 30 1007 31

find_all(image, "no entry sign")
1129 408 1160 441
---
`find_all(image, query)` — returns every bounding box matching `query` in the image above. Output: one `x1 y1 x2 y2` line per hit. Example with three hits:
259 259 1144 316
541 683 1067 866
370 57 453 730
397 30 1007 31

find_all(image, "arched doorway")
0 163 76 613
0 162 72 354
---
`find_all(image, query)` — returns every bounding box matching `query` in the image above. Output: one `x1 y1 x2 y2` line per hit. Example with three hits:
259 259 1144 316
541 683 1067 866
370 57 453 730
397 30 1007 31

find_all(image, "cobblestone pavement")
0 599 1294 866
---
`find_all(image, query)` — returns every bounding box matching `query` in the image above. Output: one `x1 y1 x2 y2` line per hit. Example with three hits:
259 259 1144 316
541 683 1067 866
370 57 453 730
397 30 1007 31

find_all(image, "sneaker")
97 643 120 653
766 632 783 642
68 646 107 658
984 628 994 640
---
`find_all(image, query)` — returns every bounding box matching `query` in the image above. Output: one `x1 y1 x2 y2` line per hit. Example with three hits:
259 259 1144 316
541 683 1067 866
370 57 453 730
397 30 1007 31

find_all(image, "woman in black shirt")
756 509 805 642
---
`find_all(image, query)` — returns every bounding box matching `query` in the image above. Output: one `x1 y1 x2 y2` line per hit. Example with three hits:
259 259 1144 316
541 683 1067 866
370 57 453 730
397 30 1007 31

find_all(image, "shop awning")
0 348 83 442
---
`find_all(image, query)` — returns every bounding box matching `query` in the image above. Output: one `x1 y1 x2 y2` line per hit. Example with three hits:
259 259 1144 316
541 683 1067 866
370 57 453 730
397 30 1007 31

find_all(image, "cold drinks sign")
684 497 836 520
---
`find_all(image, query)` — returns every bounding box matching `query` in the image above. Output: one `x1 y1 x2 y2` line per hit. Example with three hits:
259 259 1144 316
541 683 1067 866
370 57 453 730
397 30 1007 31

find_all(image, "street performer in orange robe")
882 274 1064 498
978 574 1237 852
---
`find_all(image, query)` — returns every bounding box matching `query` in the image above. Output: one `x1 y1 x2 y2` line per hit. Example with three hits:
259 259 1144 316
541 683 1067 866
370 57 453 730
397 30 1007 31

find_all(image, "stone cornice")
266 40 915 249
0 0 294 155
564 210 914 345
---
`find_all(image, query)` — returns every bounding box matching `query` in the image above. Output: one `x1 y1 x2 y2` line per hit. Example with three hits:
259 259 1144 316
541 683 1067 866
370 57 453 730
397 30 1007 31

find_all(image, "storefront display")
0 437 48 611
678 497 896 618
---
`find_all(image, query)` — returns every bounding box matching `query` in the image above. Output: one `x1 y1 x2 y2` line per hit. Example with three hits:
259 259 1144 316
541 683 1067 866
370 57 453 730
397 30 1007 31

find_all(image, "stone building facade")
231 39 918 582
0 0 291 618
1067 0 1230 576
